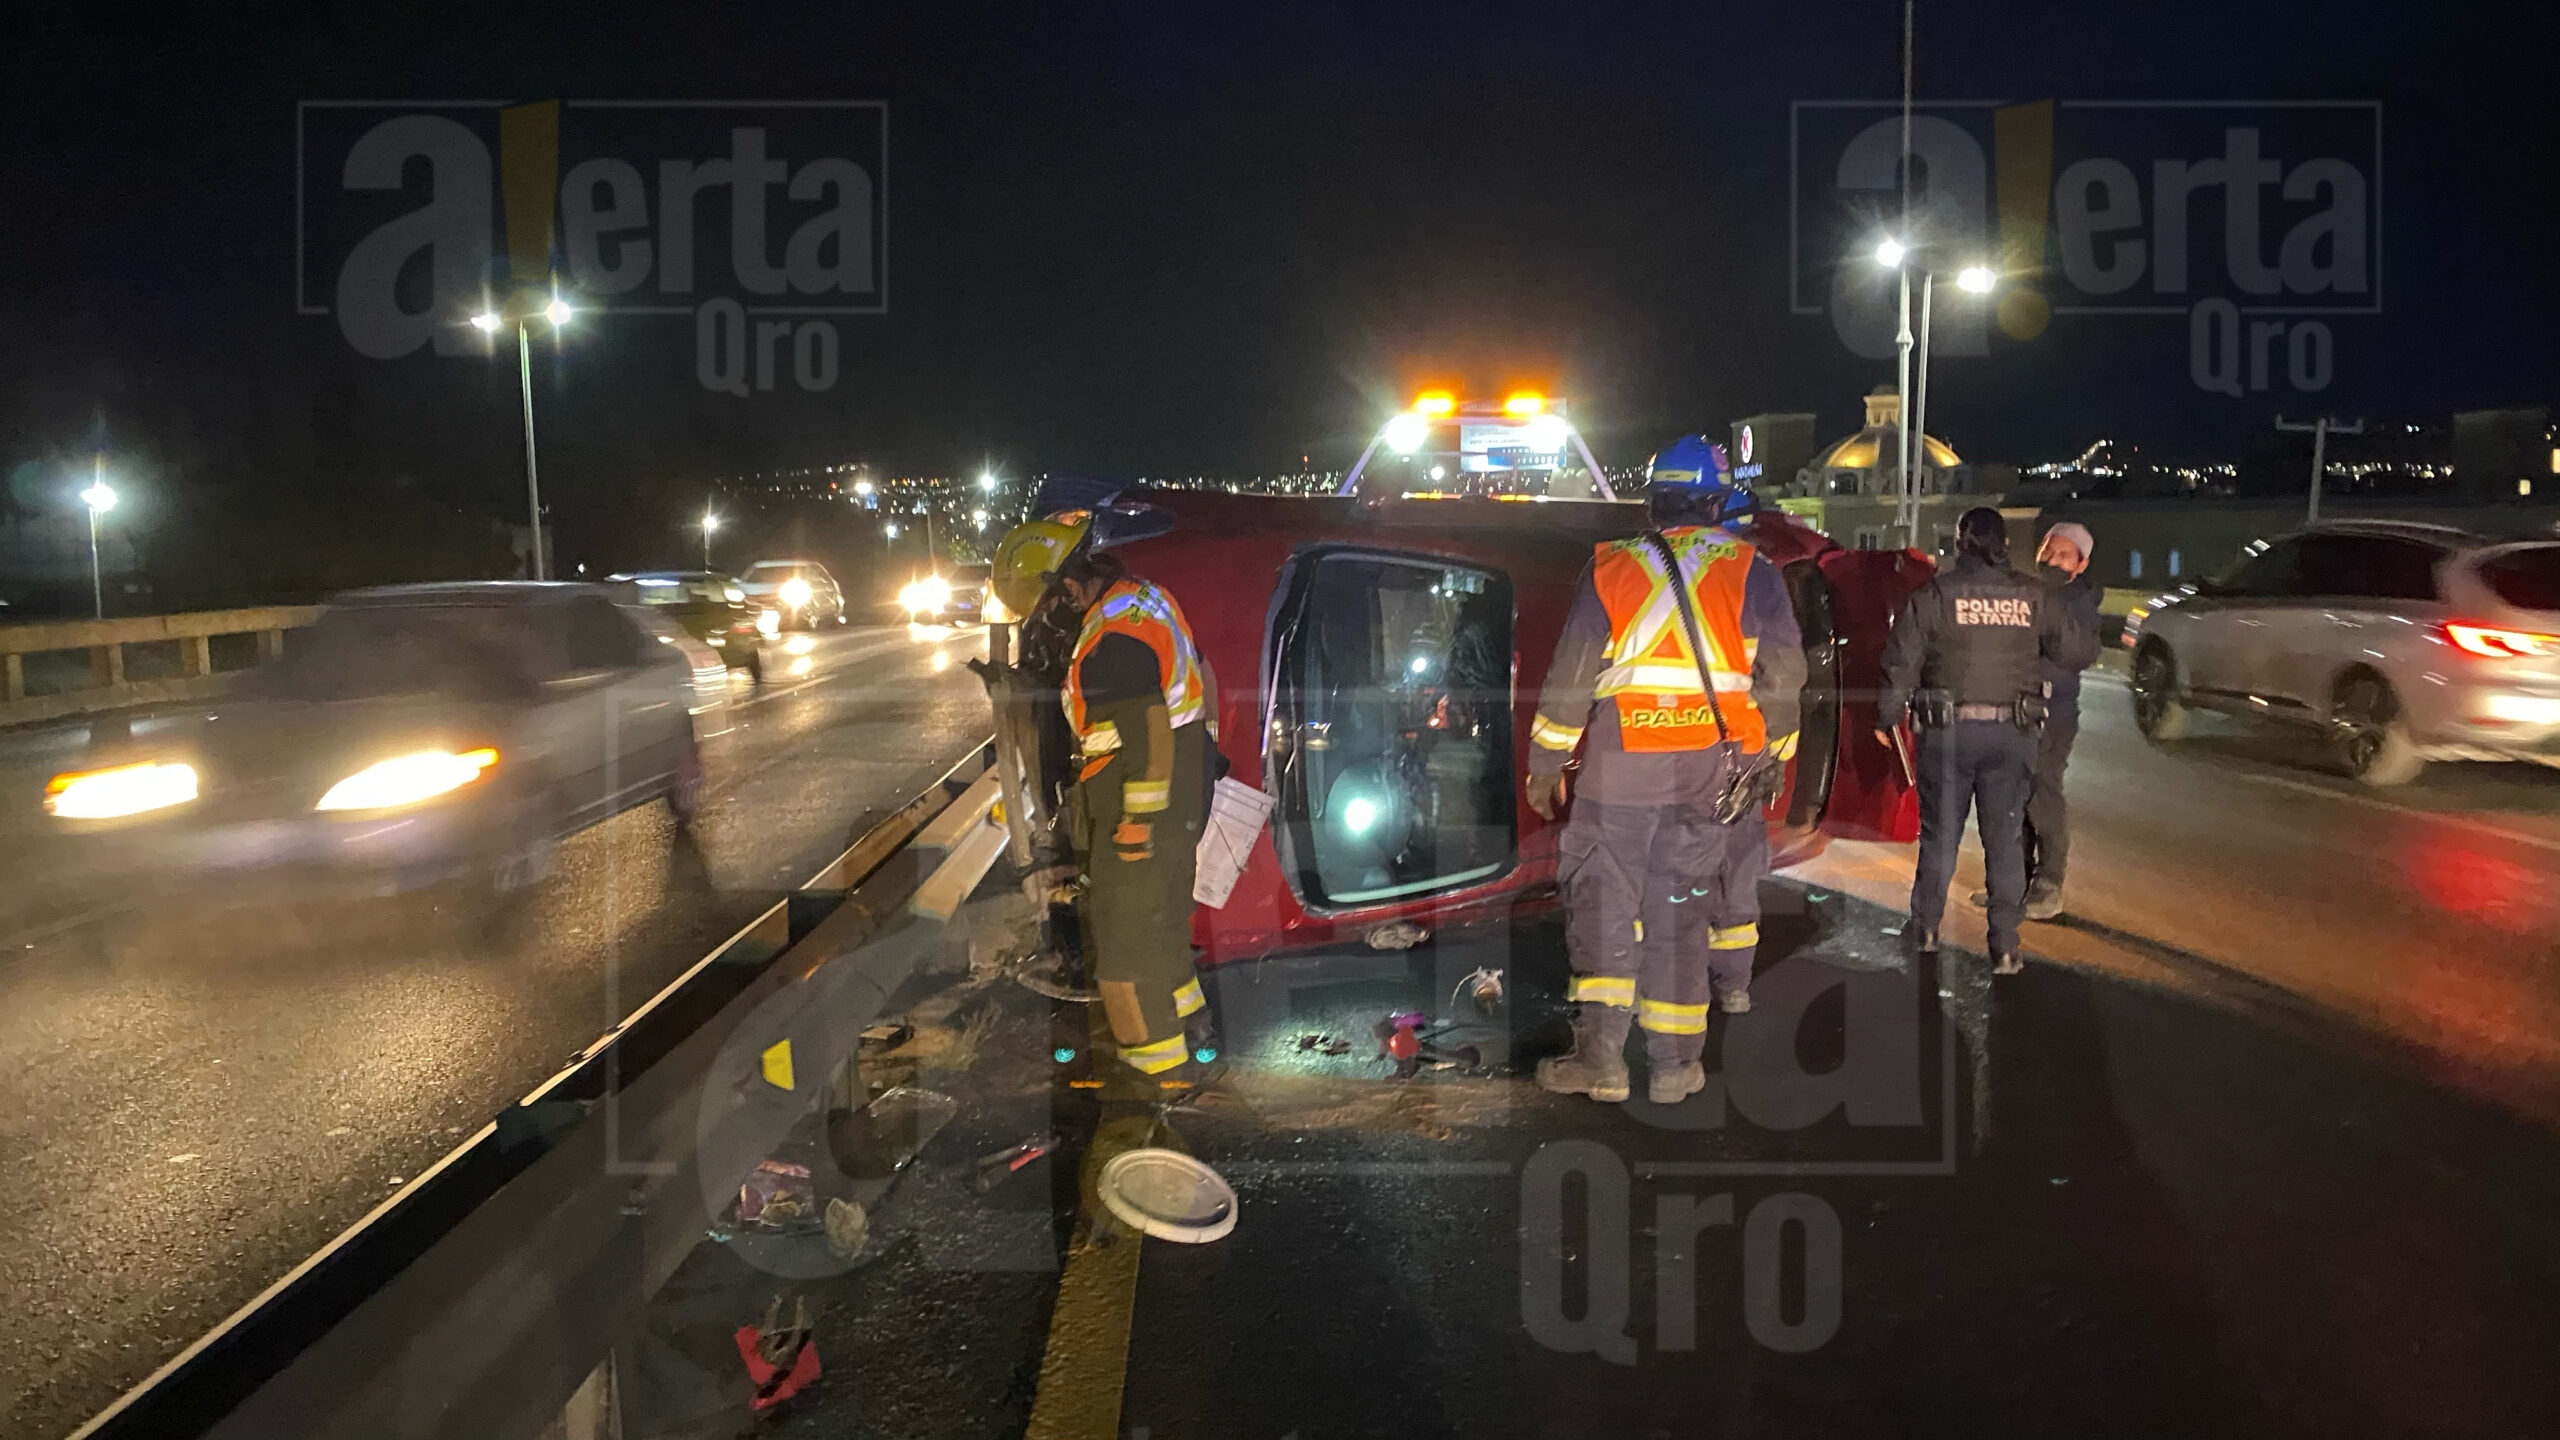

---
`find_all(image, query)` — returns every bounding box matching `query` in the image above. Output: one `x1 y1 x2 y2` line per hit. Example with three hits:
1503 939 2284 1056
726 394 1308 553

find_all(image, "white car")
738 559 848 628
2124 521 2560 785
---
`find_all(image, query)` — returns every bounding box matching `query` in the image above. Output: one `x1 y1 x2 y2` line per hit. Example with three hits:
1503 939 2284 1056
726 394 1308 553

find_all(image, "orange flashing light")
1503 392 1544 416
1413 392 1456 416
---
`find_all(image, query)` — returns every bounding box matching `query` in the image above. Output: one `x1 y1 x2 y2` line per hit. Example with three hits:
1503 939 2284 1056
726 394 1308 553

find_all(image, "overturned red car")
1071 487 1931 965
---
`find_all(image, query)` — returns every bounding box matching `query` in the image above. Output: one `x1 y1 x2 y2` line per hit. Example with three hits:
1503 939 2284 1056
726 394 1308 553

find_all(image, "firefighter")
1525 436 1805 1106
1035 527 1219 1083
1876 506 2087 975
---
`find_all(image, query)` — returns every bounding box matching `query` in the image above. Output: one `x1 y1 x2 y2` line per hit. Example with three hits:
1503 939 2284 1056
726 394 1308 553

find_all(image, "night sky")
4 1 2555 569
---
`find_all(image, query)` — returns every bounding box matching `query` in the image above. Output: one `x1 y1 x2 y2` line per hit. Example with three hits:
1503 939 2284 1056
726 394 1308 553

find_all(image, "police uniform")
1064 576 1216 1076
1878 551 2082 962
1528 523 1804 1091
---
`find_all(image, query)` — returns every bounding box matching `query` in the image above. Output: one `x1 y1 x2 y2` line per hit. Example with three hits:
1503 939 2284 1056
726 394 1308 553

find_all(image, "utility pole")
2274 415 2365 524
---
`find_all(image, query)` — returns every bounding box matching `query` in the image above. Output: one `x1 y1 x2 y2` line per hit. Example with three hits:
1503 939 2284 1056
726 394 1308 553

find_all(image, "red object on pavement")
735 1324 822 1411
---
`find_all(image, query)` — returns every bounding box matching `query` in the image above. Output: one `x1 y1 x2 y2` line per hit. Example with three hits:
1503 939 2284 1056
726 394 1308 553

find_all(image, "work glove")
1525 770 1567 821
1112 818 1153 862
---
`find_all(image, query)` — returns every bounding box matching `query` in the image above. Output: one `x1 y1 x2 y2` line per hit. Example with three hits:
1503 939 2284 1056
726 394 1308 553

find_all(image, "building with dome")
1756 386 2000 553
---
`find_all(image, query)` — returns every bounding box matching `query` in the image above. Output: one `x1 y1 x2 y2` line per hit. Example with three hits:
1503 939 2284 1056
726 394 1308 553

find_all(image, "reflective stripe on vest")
1589 527 1768 754
1065 578 1209 763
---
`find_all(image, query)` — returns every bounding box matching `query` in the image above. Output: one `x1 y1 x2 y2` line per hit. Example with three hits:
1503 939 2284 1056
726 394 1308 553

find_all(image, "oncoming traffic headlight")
756 608 782 635
778 577 814 608
315 748 499 812
45 761 199 819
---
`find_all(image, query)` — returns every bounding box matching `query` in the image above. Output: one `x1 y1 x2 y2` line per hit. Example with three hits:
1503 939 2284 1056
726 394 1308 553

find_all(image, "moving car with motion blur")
898 562 991 624
987 404 1928 971
607 569 776 682
42 582 705 902
738 559 848 629
2123 521 2560 785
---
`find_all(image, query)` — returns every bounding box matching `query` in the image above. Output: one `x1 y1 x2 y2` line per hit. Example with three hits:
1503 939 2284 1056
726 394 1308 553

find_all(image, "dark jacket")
1879 552 2090 723
2038 569 2103 715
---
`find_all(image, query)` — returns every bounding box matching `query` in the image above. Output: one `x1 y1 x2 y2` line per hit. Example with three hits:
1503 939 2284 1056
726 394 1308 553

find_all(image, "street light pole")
80 461 116 620
514 321 545 581
1909 274 1935 551
2275 415 2365 524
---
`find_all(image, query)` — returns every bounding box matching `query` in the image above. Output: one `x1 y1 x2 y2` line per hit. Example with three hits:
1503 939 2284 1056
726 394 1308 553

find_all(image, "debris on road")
737 1160 814 1229
971 1133 1061 1193
829 1085 958 1181
1097 1147 1238 1244
735 1293 822 1411
822 1197 870 1261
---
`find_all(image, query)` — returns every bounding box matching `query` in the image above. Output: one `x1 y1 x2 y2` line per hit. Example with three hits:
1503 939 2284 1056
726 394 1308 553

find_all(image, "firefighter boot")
1536 1024 1631 1103
1648 1060 1707 1105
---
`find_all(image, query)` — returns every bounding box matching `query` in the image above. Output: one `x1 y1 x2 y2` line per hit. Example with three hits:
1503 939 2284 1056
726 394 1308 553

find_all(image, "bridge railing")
0 605 322 726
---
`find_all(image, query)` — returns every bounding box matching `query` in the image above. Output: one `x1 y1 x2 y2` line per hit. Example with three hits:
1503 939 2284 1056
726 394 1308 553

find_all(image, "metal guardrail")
0 605 321 725
71 738 1000 1440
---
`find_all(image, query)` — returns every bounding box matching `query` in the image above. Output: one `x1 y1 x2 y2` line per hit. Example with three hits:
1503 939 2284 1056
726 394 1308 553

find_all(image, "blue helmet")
1645 434 1747 524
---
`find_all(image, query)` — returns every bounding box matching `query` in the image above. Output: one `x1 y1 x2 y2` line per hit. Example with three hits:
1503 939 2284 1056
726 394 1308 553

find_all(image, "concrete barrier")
0 606 322 726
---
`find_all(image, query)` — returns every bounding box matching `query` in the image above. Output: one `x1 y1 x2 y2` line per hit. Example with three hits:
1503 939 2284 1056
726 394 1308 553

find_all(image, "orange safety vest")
1588 527 1768 754
1065 577 1209 778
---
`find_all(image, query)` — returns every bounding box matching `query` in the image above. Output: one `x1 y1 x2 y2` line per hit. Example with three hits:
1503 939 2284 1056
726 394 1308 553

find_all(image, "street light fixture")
1874 237 1907 268
700 509 720 568
471 290 575 580
1906 263 1999 552
79 467 116 620
1956 265 1997 294
979 471 997 494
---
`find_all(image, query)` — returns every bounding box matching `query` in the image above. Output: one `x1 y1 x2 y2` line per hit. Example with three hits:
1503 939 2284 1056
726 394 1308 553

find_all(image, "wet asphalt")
0 623 989 1439
596 882 2559 1439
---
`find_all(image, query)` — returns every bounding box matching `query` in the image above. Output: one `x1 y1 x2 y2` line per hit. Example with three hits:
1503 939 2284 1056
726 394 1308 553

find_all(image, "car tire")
667 739 706 826
2332 673 2425 787
2131 642 2192 742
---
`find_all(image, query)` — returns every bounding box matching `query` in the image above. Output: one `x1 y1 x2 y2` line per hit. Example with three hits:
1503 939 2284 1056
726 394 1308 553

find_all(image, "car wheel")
489 788 563 896
2131 642 2192 741
667 739 706 826
2332 673 2425 786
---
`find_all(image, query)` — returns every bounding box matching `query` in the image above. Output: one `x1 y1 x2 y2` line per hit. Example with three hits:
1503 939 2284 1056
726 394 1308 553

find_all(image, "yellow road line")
1024 1110 1171 1440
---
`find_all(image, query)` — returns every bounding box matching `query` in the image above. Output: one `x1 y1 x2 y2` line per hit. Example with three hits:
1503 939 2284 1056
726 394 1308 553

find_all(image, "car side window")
2296 535 2443 602
2221 537 2301 598
562 596 650 671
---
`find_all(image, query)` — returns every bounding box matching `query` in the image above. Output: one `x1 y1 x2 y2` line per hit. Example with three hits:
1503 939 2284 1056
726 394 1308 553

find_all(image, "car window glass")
561 596 649 671
2218 537 2300 598
2479 546 2560 611
258 606 538 702
2295 535 2442 602
1276 553 1515 906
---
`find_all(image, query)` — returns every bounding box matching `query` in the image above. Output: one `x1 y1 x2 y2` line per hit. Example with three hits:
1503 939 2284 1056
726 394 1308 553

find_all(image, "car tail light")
2443 622 2560 659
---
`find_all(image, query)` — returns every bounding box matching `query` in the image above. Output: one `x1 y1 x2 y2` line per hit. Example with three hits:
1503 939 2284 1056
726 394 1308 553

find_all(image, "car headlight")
900 577 952 613
724 586 746 603
316 748 499 812
46 761 198 819
756 608 782 635
779 578 814 607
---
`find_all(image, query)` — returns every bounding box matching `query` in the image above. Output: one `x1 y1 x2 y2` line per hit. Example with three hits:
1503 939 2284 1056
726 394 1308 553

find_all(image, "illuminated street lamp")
79 465 116 619
700 509 721 568
1907 264 1999 547
470 289 574 580
979 471 997 494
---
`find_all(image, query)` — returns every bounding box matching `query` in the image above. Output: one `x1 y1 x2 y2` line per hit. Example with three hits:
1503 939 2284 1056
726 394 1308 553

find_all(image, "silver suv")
2123 521 2560 785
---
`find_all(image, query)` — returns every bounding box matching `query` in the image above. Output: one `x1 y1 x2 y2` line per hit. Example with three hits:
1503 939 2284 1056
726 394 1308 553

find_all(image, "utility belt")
1913 691 2048 731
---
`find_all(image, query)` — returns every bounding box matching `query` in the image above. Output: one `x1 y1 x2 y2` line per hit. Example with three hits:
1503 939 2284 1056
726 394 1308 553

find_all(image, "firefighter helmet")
991 510 1092 616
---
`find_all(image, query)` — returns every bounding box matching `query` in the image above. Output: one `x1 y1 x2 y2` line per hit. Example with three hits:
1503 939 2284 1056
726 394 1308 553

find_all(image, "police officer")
1526 437 1805 1105
1877 507 2087 974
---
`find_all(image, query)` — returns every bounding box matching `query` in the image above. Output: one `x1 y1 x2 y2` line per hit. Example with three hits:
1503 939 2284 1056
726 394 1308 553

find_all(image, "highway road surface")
11 633 2560 1437
0 622 989 1439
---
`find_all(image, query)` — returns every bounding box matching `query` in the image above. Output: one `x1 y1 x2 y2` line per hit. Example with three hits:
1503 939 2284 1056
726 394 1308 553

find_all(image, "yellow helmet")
991 510 1091 616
